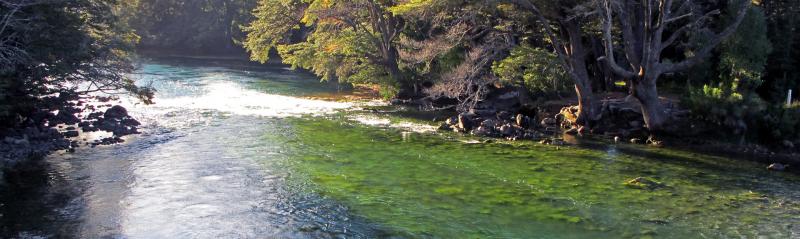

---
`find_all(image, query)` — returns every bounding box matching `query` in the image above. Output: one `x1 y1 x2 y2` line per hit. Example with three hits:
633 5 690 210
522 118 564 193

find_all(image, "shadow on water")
567 135 798 192
0 159 83 238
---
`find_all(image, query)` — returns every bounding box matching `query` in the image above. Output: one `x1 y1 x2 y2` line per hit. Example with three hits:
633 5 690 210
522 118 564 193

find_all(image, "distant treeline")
123 0 258 55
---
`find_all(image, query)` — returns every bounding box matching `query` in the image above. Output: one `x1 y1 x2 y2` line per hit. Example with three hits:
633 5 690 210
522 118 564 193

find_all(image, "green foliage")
684 84 766 128
242 0 304 63
126 0 258 54
244 0 407 97
678 6 796 142
492 46 569 95
276 22 387 85
717 7 772 96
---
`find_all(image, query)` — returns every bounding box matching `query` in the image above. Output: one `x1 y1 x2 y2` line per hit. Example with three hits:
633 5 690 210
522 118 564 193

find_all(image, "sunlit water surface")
1 57 799 238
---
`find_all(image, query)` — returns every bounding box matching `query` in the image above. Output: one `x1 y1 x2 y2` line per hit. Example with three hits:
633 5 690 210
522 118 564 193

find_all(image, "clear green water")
276 116 800 238
3 57 798 238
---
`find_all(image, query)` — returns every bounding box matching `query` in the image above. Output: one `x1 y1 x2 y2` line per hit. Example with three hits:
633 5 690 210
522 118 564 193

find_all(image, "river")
1 57 799 238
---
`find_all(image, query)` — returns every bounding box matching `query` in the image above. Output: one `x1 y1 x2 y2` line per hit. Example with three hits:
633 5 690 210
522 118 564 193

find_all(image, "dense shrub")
492 46 570 96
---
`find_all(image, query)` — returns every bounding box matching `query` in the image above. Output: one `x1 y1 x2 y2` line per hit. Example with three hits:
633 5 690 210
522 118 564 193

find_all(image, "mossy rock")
624 177 665 190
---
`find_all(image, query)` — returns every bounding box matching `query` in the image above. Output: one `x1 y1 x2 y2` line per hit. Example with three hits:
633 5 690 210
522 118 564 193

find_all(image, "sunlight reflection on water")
149 81 351 118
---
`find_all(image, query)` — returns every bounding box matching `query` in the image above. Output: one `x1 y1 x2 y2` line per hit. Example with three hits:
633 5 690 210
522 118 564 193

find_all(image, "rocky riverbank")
0 92 141 183
429 95 800 173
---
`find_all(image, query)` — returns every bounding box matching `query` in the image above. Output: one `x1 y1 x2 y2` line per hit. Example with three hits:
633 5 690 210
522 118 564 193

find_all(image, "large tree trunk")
384 46 416 98
632 78 666 131
564 21 601 127
575 82 600 126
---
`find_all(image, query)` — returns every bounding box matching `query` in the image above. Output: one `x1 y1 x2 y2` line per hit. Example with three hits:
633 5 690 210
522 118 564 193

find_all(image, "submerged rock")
767 163 787 171
625 177 664 190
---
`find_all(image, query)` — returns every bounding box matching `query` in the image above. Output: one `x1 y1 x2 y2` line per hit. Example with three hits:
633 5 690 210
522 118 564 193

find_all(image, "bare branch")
599 0 637 78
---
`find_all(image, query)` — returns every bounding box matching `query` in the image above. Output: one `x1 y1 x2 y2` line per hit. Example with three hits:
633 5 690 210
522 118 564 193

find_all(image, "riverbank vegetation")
0 0 153 129
1 0 798 159
243 0 800 150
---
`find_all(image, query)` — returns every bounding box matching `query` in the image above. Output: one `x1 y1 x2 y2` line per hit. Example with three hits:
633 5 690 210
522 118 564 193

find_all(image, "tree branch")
662 0 750 73
599 0 637 78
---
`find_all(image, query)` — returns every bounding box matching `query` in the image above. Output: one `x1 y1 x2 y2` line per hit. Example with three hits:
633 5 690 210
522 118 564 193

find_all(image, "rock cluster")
1 94 142 173
90 105 141 136
439 109 553 142
558 100 651 141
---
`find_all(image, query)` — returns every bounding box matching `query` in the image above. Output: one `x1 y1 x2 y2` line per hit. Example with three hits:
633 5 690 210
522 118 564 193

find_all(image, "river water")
1 57 799 238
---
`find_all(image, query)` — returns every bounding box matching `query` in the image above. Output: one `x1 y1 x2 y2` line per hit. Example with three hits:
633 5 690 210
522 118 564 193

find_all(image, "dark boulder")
104 105 129 120
540 117 557 127
122 118 141 126
445 116 458 125
63 131 79 138
457 113 476 131
53 111 80 125
87 111 104 120
438 123 452 131
481 119 498 129
496 111 512 121
471 126 495 137
499 124 515 137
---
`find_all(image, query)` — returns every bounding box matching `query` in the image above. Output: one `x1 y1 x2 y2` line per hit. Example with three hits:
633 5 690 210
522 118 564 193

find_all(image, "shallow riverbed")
1 57 798 238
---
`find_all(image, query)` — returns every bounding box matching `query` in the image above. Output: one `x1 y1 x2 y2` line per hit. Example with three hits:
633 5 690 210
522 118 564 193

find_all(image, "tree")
760 0 799 103
505 0 603 126
394 0 604 125
244 0 410 97
683 6 772 139
599 0 750 131
394 1 517 110
0 0 152 127
126 0 258 54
